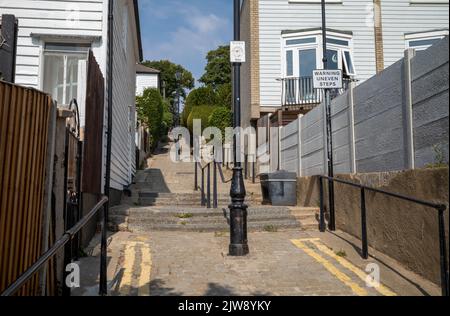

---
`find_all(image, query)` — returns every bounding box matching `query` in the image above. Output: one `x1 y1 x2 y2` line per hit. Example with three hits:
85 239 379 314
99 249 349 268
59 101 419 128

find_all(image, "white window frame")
41 42 90 106
281 30 356 79
405 30 448 51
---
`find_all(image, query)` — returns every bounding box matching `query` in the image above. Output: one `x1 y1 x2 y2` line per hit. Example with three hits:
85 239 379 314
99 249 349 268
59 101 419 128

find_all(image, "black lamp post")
321 0 336 231
229 0 249 257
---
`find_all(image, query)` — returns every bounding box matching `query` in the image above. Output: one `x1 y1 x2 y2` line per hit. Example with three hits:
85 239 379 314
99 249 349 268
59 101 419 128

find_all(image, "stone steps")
108 205 319 233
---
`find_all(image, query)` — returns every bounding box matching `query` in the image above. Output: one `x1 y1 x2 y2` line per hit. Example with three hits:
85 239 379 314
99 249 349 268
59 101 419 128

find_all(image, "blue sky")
138 0 233 84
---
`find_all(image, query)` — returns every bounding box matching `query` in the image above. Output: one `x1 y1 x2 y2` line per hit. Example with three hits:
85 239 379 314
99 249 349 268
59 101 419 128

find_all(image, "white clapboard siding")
0 0 105 89
109 0 138 190
381 0 449 68
136 73 159 96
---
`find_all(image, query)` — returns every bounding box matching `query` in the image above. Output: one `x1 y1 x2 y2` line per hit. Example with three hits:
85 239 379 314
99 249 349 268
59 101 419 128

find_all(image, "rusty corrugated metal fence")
0 81 53 295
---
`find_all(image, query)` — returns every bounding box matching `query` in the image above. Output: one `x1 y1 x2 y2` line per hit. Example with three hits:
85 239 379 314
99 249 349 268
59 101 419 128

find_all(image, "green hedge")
182 86 217 126
187 105 218 135
208 107 232 142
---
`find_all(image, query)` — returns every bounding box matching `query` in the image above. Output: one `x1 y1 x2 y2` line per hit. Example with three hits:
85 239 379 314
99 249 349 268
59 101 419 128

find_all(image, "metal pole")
207 163 211 209
229 0 249 256
321 0 336 231
319 177 326 232
360 188 369 260
213 162 218 209
438 207 449 296
194 162 198 191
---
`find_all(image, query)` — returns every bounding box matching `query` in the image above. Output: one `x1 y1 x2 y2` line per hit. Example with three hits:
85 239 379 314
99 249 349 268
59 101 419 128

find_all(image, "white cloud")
139 0 231 83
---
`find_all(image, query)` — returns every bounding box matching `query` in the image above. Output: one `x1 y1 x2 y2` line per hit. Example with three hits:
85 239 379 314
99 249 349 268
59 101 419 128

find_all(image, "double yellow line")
291 238 396 296
118 241 152 296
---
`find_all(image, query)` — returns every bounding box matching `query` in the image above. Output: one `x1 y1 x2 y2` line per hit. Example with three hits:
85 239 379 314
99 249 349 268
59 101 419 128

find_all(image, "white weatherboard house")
136 63 160 96
240 0 449 126
135 64 160 166
0 0 143 198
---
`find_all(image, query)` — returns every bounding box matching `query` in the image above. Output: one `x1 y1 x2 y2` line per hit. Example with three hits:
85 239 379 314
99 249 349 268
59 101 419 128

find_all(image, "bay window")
405 29 448 51
281 29 355 105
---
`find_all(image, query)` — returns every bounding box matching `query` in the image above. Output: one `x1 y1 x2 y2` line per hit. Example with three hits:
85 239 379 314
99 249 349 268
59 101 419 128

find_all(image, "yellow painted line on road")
309 239 397 296
137 243 152 297
291 239 368 296
118 241 138 296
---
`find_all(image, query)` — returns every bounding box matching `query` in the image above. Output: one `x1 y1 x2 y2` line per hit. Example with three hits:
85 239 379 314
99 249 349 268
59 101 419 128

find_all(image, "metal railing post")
361 188 369 260
319 177 326 232
438 206 449 296
194 162 198 191
207 163 211 209
252 160 256 184
213 162 218 209
201 169 205 206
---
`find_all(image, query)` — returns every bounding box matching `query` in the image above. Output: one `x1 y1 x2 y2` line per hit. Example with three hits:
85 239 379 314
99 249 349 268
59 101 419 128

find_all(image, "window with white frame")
42 42 90 105
405 30 448 51
282 30 356 79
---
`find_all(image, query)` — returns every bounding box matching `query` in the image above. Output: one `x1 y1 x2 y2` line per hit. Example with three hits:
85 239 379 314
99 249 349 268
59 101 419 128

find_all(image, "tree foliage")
136 88 165 149
141 59 195 103
208 107 233 141
199 45 231 89
216 82 232 108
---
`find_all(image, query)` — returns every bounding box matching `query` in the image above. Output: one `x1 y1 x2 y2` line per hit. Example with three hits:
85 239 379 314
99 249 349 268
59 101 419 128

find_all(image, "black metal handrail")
195 160 232 209
1 196 109 297
318 175 449 297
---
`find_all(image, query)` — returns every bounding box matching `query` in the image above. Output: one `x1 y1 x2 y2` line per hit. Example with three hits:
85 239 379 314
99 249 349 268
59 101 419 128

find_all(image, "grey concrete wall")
277 37 449 176
297 168 449 286
411 38 450 168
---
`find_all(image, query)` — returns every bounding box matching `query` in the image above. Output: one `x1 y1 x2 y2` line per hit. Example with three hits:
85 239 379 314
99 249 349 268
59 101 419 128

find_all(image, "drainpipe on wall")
374 0 385 73
99 0 113 296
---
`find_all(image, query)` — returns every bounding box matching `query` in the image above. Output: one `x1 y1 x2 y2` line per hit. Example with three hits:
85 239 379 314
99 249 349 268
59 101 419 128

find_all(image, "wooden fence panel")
0 81 53 295
82 51 105 194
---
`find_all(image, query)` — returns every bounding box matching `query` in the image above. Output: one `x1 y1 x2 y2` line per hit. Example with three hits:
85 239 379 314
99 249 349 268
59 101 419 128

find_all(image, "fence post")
404 48 416 170
0 14 17 83
348 82 357 174
297 115 303 177
39 101 57 295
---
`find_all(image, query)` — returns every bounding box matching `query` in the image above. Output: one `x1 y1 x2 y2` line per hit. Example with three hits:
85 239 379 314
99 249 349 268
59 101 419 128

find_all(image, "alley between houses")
73 140 442 297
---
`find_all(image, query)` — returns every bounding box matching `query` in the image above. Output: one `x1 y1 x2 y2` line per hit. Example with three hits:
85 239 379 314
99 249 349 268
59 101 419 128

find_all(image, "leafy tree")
216 82 232 109
136 88 164 149
199 45 231 89
141 59 195 105
208 107 233 141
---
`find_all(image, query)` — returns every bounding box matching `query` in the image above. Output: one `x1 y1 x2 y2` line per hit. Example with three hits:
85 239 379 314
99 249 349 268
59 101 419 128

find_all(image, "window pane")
43 54 65 104
326 49 339 70
344 51 355 75
45 42 90 52
286 37 316 46
286 50 293 76
327 38 349 46
66 57 80 104
299 49 316 77
409 38 441 48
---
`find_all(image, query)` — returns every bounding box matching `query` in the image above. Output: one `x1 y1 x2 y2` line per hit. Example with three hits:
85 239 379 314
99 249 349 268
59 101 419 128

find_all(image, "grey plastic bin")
260 170 297 206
